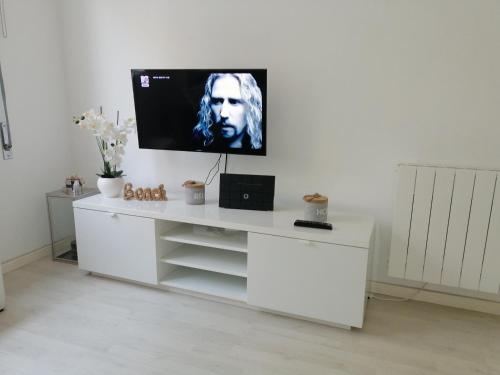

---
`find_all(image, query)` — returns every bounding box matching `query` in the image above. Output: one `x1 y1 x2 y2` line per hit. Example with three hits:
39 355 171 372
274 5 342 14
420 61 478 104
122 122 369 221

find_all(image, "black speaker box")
219 173 275 211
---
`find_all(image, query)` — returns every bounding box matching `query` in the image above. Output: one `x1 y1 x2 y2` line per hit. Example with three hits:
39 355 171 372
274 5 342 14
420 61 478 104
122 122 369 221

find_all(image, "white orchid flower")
74 108 135 177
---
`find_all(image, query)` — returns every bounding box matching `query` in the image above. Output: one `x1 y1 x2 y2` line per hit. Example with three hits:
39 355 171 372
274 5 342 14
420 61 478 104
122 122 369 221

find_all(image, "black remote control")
294 219 333 230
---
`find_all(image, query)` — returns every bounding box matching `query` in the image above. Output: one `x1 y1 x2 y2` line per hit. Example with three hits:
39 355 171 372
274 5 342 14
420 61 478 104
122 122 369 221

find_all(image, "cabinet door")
247 233 368 328
74 208 157 284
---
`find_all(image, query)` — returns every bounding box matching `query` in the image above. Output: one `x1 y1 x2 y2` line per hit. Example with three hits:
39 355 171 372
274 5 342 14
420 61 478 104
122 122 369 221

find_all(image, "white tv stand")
73 194 374 329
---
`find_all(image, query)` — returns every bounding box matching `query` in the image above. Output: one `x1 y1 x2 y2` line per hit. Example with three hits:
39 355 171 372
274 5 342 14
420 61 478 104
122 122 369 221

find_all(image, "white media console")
73 194 374 329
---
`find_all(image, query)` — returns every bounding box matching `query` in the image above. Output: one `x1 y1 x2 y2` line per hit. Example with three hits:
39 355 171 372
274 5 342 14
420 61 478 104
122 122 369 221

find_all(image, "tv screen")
131 69 267 156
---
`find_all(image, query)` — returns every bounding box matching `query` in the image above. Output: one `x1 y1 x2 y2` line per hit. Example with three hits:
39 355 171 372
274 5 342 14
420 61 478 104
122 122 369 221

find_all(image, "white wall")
60 0 500 298
0 0 73 262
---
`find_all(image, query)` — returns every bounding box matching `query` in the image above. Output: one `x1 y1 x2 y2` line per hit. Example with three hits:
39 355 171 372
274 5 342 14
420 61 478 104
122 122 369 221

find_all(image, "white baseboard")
2 238 74 274
370 281 500 316
2 245 52 274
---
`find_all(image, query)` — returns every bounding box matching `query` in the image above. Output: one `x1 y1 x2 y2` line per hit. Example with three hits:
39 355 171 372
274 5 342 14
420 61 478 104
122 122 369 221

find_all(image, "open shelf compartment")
160 267 247 302
160 223 247 253
160 244 247 277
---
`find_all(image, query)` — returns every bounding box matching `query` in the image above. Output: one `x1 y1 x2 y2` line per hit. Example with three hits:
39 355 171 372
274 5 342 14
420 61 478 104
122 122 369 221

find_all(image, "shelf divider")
160 244 247 277
160 268 247 302
160 224 247 253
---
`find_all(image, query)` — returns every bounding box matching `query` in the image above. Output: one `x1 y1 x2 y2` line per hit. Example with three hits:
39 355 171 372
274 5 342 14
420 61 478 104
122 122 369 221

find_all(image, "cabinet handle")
108 213 117 218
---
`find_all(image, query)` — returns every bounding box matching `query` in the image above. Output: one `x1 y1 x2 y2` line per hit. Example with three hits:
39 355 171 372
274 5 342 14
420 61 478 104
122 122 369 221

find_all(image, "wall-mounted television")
131 69 267 156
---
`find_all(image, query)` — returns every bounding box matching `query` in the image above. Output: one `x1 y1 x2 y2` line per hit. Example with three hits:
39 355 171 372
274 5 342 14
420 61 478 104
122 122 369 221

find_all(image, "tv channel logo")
140 75 150 88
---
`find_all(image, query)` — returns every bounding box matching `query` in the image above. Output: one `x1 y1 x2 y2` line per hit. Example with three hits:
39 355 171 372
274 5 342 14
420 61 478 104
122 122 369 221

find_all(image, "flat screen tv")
131 69 267 156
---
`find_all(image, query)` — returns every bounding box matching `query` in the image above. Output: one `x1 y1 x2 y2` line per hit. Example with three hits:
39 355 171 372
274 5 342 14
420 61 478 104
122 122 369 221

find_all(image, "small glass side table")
46 188 98 264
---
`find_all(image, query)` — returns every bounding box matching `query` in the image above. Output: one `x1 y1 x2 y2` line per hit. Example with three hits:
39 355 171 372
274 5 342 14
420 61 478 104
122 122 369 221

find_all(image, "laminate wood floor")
1 258 499 375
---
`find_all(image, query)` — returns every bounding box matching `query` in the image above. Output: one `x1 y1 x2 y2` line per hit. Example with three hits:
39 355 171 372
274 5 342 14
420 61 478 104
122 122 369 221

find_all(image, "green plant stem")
94 135 124 178
95 136 106 164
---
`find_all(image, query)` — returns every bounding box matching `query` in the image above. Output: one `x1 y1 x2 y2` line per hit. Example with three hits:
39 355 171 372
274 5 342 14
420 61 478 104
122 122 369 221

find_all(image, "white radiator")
388 164 500 294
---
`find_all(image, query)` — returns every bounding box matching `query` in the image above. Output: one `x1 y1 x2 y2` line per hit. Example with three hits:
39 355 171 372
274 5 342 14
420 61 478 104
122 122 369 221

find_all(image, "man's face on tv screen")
210 75 247 143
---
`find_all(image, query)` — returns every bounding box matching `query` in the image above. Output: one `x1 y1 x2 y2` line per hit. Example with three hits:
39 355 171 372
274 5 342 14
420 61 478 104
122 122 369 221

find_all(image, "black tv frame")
131 69 267 156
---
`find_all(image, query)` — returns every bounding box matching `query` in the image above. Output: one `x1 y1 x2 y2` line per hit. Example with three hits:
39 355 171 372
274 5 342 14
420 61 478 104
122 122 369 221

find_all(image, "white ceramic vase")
97 177 124 198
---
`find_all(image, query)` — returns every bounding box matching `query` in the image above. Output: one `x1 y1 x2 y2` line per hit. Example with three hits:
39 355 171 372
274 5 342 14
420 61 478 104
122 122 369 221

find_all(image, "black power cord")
204 153 229 186
204 154 222 185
